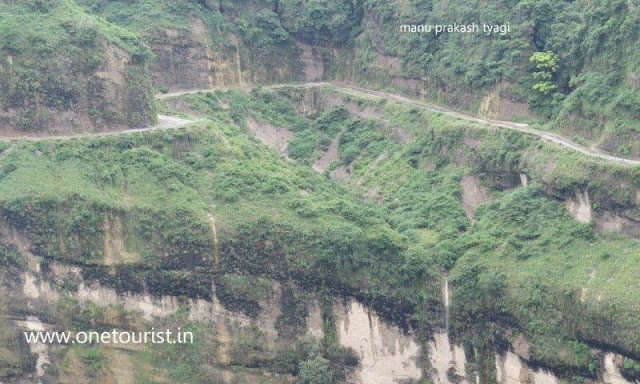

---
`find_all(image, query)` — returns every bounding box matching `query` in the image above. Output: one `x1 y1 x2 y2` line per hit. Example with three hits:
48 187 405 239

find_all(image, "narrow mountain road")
0 115 202 143
2 82 638 167
159 82 640 167
335 83 640 167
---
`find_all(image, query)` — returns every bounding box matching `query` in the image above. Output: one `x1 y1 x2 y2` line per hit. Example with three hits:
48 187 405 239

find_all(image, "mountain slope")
0 0 156 133
76 0 640 158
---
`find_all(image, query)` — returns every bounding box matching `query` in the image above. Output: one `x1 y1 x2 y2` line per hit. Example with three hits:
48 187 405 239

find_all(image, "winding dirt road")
334 83 640 167
159 82 640 167
0 115 202 142
2 82 639 167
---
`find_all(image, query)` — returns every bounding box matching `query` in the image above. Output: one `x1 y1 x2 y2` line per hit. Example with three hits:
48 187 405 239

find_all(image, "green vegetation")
71 0 640 155
76 0 306 86
529 51 563 116
0 100 435 380
356 0 640 156
222 86 640 379
2 1 639 381
0 77 637 382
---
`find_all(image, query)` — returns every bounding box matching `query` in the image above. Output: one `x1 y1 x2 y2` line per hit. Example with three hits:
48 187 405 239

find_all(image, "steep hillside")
352 0 640 158
0 112 443 382
0 0 156 133
156 85 640 383
2 1 639 383
76 0 308 90
1 58 638 384
77 0 640 158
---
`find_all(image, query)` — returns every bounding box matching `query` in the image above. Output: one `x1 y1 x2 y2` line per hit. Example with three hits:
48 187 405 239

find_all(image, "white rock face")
22 271 60 303
426 331 635 384
76 281 252 325
495 351 559 384
428 331 469 383
334 299 422 383
604 353 637 384
15 257 639 384
566 189 592 223
17 316 51 378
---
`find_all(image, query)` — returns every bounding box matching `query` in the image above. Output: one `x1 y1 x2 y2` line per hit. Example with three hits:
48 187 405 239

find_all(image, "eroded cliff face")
334 299 422 383
148 20 242 91
562 188 640 238
0 40 155 135
3 215 638 384
427 323 638 384
147 17 307 92
1 237 310 383
0 0 157 133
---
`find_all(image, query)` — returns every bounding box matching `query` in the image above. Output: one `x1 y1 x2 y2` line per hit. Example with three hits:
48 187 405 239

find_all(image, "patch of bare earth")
331 166 350 180
344 102 384 122
461 175 493 222
246 116 293 155
463 134 481 150
565 190 592 224
313 138 339 173
322 92 385 123
477 84 531 121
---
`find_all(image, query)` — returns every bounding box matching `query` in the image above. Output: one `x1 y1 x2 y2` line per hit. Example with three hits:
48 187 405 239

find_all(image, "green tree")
530 51 558 96
297 355 335 384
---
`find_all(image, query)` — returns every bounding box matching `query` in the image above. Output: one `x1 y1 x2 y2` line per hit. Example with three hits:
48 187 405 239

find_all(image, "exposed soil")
565 189 592 224
103 216 141 265
460 175 494 221
313 138 339 172
246 117 293 155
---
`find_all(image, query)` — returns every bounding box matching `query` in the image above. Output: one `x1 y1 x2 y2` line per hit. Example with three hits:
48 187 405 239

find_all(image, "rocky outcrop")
0 39 155 134
334 299 423 383
148 20 244 91
0 0 156 135
1 247 327 383
495 351 560 384
593 208 640 238
426 330 639 384
147 18 306 92
298 42 324 82
428 332 470 383
563 189 640 237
